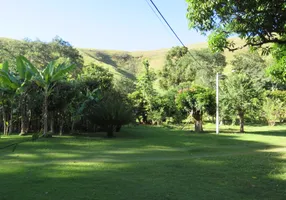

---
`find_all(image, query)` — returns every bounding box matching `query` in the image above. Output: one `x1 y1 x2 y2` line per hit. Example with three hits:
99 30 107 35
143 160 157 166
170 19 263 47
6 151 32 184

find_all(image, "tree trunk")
194 119 203 132
192 111 203 132
142 114 147 124
238 111 245 133
59 121 64 136
71 121 75 134
115 125 122 132
212 116 215 123
20 97 29 135
107 125 114 138
50 111 54 134
43 92 48 136
9 108 13 134
3 106 8 135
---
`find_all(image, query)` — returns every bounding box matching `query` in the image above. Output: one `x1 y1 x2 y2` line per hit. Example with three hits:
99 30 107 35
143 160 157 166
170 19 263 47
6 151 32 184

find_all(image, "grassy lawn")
0 124 286 200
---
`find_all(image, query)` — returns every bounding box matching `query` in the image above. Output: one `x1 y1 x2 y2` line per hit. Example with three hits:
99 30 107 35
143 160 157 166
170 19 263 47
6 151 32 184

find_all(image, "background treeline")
0 37 285 136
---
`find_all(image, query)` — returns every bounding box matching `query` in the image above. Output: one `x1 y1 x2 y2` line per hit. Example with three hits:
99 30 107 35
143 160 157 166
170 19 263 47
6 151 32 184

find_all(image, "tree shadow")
250 129 286 137
0 126 286 199
84 51 136 80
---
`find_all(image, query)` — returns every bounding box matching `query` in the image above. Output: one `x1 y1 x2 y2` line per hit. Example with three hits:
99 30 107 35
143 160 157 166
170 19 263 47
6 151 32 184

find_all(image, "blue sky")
0 0 207 51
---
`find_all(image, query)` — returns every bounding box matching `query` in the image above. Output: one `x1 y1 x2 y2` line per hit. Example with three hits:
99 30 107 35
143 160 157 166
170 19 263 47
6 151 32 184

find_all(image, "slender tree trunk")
142 114 147 124
59 121 64 136
238 111 245 133
43 92 48 136
71 121 75 134
192 111 203 132
37 118 41 133
50 111 54 134
9 108 13 134
20 97 29 135
3 106 8 135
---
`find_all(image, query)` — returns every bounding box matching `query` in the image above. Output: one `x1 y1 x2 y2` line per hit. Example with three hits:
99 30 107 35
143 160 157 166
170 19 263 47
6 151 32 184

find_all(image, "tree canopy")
186 0 286 52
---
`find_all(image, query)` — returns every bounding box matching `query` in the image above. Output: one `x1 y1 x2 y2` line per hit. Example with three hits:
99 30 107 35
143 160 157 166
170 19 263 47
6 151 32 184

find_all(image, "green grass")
1 124 286 200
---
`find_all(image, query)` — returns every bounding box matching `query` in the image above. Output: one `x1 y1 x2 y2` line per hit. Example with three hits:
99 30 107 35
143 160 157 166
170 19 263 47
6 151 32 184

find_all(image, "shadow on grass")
0 125 286 199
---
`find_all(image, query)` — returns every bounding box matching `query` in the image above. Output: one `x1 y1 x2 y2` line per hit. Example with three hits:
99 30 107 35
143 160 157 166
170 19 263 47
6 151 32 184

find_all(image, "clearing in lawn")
0 125 286 200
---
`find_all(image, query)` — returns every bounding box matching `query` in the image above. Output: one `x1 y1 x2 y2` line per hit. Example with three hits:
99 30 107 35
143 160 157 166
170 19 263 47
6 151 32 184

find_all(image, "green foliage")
129 60 157 123
80 63 113 91
262 98 283 126
176 86 215 116
220 73 263 132
0 37 83 69
267 56 286 85
176 85 215 132
159 47 226 89
147 108 165 125
186 0 286 51
265 90 286 123
231 52 269 88
87 91 135 137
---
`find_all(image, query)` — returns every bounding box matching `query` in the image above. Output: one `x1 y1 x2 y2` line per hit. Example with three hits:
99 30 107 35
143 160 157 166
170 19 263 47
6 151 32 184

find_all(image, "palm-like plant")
31 60 75 136
15 56 39 135
0 61 20 135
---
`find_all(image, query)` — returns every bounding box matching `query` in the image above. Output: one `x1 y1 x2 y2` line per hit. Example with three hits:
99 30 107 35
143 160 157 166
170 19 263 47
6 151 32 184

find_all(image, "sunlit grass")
0 125 286 199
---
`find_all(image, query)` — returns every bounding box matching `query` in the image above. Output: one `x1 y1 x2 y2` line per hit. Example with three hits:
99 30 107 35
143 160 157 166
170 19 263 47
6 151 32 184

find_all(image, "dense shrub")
87 91 135 137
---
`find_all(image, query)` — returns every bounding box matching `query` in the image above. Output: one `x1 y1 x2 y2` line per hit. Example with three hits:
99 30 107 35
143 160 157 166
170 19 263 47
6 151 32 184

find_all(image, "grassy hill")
1 37 270 82
79 37 252 79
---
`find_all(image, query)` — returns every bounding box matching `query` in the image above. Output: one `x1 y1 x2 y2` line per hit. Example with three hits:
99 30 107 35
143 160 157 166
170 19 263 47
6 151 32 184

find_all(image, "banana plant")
15 56 40 135
31 59 75 136
0 61 20 135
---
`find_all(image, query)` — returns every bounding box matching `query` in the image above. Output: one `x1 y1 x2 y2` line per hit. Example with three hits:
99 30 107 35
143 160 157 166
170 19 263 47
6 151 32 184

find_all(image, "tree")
176 86 215 132
30 59 75 136
186 0 286 52
221 74 263 133
262 98 283 126
265 90 286 123
86 91 134 138
129 60 157 123
0 37 83 69
159 47 226 89
80 63 113 91
0 61 18 135
231 52 269 88
267 56 286 85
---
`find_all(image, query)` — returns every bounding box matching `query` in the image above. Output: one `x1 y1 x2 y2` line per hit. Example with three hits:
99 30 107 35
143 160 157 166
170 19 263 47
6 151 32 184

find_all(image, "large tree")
221 74 263 133
186 0 286 52
159 47 226 89
176 86 215 132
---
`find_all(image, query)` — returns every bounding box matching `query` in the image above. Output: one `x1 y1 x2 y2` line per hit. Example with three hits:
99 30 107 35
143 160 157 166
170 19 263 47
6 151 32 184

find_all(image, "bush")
87 92 135 137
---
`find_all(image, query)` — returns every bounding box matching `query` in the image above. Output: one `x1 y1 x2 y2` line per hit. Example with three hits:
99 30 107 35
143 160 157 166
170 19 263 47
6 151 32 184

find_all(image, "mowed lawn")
0 125 286 200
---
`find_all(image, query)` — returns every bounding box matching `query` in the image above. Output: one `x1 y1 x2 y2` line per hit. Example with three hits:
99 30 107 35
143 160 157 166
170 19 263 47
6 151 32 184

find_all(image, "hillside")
79 37 251 80
1 37 267 82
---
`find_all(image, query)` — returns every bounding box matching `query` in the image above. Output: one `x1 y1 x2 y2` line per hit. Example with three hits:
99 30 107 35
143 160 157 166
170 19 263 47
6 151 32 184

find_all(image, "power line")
145 0 204 69
148 0 185 47
144 0 173 37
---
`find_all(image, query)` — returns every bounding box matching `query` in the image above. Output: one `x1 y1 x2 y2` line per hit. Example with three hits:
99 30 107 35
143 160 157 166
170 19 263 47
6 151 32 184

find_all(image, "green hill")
1 37 269 81
79 37 251 79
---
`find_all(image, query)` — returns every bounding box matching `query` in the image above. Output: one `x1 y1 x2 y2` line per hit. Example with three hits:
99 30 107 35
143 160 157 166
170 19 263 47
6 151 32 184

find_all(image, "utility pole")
216 72 219 134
